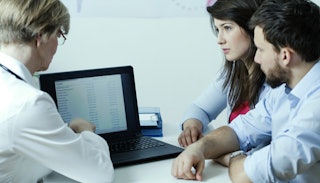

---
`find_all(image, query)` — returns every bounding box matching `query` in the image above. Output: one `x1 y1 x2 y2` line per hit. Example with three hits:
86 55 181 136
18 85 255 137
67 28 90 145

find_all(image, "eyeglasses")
57 30 67 45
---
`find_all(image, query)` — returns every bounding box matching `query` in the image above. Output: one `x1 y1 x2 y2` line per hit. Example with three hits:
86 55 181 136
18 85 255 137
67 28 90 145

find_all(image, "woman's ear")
34 33 42 47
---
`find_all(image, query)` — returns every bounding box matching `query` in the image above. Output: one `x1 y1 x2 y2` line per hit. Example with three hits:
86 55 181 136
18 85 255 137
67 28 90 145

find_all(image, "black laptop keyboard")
110 136 165 153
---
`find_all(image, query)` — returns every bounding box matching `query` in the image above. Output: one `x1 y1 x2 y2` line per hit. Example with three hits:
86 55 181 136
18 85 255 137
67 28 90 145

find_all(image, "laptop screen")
39 66 141 140
54 74 127 134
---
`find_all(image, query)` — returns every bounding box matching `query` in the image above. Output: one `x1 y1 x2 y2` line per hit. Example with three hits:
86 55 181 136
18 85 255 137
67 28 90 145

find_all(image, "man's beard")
265 62 289 88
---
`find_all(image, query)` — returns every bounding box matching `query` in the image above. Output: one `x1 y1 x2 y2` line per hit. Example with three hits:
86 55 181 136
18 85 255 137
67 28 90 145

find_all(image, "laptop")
39 66 183 167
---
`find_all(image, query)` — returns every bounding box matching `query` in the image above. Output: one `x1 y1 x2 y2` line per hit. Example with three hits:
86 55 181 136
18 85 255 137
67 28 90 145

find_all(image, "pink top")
229 101 250 123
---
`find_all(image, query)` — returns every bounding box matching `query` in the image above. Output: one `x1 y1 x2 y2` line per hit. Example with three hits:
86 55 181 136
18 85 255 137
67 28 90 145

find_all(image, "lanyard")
0 63 24 81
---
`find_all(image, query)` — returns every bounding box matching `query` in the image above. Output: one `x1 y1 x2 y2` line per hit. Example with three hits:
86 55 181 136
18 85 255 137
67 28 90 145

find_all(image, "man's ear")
281 47 294 66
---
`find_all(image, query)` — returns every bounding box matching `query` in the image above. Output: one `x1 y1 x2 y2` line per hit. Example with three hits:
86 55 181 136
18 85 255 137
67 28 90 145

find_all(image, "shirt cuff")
244 145 276 183
228 118 252 151
180 104 210 131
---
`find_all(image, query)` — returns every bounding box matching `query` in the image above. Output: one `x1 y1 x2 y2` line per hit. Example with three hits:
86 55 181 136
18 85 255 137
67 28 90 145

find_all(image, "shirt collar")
0 51 37 88
287 60 320 101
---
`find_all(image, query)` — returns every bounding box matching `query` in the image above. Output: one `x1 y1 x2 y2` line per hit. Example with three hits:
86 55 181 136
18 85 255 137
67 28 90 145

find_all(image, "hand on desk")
178 119 203 147
173 126 245 182
171 150 231 181
171 143 205 181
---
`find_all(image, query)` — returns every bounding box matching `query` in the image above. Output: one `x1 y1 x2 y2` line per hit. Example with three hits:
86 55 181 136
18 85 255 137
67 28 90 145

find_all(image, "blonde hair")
0 0 70 44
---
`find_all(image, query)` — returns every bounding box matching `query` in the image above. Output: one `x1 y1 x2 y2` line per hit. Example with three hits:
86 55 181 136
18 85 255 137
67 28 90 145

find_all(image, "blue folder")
139 107 163 137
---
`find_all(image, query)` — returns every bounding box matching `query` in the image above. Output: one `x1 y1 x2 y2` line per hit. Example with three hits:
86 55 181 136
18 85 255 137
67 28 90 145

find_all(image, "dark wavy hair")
207 0 266 111
250 0 320 62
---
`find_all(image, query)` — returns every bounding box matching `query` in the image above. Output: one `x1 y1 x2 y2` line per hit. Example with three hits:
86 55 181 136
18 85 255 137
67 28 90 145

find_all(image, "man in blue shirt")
171 0 320 182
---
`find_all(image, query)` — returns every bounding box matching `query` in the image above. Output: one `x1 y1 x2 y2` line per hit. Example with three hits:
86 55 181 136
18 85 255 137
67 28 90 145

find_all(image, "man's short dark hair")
249 0 320 62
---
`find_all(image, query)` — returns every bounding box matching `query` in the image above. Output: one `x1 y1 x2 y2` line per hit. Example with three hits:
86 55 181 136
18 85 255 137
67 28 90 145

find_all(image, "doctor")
0 0 114 182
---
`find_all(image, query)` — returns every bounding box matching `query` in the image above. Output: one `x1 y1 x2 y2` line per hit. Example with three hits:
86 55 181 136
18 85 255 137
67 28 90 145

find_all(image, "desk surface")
44 121 231 183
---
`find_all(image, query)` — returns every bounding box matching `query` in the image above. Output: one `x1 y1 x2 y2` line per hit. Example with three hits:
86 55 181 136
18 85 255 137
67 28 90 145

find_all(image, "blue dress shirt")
229 61 320 183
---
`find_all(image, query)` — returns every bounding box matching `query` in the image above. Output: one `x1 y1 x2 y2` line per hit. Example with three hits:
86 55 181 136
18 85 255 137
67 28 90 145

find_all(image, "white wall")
41 0 320 129
42 17 226 126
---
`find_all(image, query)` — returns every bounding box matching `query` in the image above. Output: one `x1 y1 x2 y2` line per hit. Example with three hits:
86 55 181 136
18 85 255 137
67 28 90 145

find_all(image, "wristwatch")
230 150 246 159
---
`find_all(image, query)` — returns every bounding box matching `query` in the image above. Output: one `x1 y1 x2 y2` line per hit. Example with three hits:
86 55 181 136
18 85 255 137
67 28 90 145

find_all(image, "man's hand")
178 119 203 147
174 126 241 181
171 143 205 181
69 118 96 133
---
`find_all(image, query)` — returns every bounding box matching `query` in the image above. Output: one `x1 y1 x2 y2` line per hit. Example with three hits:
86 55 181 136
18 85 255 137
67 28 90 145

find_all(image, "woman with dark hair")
172 0 320 181
178 0 270 147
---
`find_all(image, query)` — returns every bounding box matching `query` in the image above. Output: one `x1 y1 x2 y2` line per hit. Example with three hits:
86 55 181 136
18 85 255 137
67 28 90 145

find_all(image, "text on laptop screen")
54 74 128 134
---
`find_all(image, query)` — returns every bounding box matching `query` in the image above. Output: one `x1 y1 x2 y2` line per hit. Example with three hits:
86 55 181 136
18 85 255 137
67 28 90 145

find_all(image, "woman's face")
213 18 251 62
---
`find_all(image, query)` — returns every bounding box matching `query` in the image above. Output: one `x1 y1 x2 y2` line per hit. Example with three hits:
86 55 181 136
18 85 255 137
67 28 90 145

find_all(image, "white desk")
44 121 231 183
